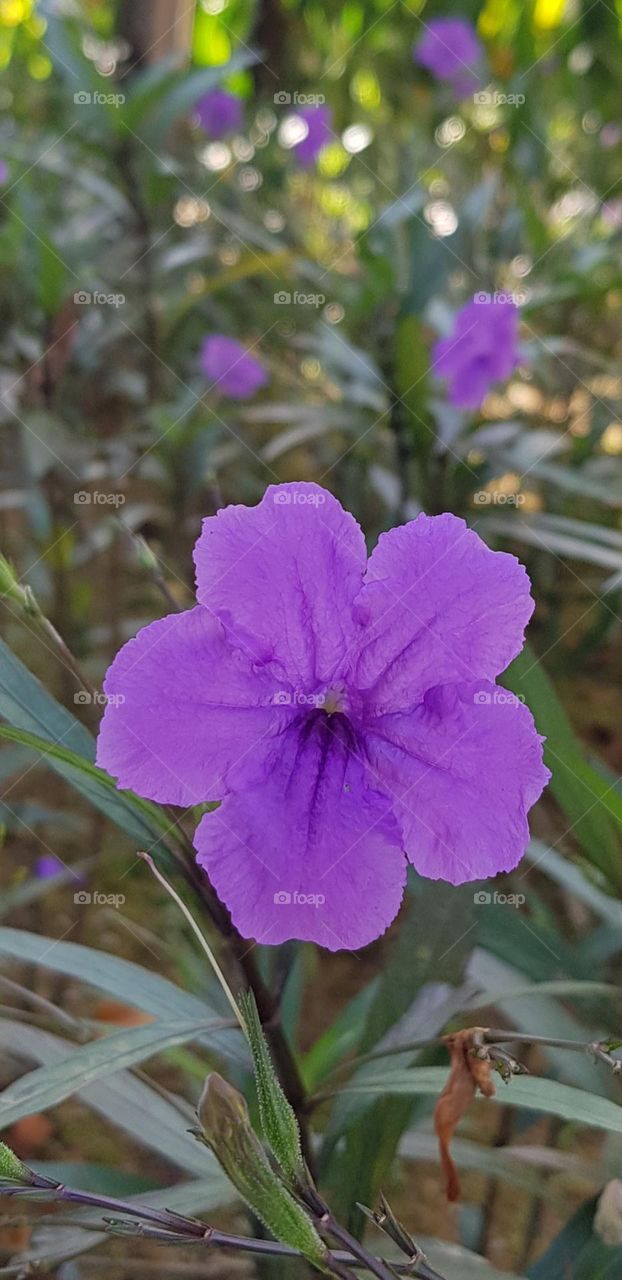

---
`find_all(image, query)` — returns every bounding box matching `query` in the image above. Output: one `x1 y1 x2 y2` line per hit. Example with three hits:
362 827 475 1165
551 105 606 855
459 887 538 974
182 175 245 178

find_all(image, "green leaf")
528 1196 621 1280
0 927 246 1068
504 644 622 887
0 1020 219 1176
324 879 475 1227
0 637 172 854
0 1018 224 1131
337 1068 622 1134
30 1162 162 1195
0 635 93 755
525 841 622 928
37 234 67 317
0 725 172 853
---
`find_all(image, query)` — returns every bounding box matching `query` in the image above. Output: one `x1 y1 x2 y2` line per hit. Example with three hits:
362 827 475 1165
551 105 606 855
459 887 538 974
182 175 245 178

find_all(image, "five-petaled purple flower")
97 483 548 952
413 18 483 98
200 335 268 400
433 297 520 410
293 105 332 167
195 88 243 138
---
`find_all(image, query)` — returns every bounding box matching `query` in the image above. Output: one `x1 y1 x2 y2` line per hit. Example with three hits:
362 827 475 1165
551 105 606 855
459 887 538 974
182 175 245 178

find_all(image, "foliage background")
2 0 622 1277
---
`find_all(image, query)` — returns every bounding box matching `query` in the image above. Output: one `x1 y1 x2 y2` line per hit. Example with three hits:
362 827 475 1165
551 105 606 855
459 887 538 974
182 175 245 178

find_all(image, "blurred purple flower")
35 855 86 883
293 105 332 167
34 855 67 879
433 297 520 409
0 161 8 185
413 18 483 98
195 88 243 138
200 335 268 400
97 483 548 951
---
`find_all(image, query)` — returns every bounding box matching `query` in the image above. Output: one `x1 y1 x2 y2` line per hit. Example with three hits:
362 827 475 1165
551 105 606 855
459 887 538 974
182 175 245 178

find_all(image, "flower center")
321 687 345 715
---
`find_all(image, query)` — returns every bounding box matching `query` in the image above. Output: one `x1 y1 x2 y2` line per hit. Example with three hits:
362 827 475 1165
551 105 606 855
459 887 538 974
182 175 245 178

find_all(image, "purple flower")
199 335 268 400
433 297 520 410
293 105 332 167
195 88 243 138
97 484 548 952
35 855 65 879
413 18 483 98
35 855 85 883
0 161 8 185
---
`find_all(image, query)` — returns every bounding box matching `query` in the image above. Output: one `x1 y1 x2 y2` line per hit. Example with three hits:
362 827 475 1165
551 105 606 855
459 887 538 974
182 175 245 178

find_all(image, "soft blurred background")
2 1 622 1278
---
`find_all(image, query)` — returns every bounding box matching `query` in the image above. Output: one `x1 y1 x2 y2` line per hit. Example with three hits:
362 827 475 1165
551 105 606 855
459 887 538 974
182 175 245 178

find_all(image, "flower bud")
0 1142 32 1185
196 1075 327 1270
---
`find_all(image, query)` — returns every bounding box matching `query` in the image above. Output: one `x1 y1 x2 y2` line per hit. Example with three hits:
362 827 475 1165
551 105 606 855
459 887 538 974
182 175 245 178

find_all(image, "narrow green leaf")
0 927 247 1068
1 1020 218 1175
0 1018 221 1131
337 1068 622 1134
0 724 171 851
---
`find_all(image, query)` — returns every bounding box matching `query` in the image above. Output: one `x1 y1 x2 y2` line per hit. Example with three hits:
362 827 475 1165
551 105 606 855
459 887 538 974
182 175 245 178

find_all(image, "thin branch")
311 1027 622 1103
0 1174 448 1280
139 851 245 1031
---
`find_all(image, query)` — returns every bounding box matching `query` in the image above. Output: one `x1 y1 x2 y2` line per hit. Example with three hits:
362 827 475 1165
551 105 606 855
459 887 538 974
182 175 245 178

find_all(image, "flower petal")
363 681 549 884
349 514 534 714
195 715 406 950
96 607 292 806
193 483 367 688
